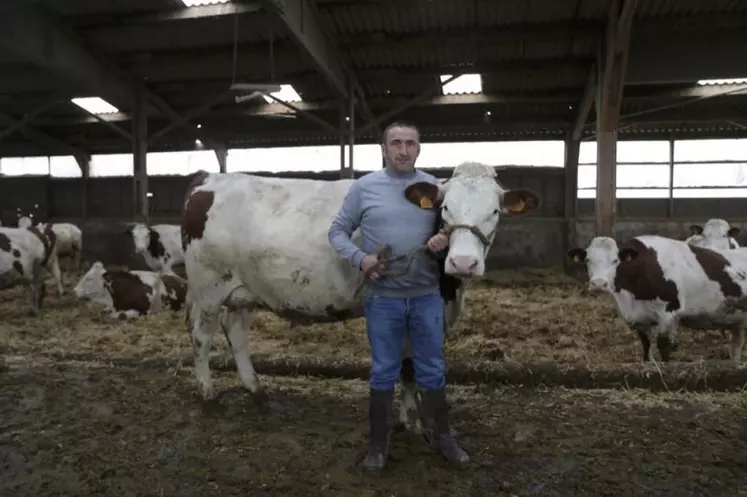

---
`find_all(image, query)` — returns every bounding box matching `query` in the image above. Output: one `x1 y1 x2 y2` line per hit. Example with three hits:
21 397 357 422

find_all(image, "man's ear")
404 182 442 209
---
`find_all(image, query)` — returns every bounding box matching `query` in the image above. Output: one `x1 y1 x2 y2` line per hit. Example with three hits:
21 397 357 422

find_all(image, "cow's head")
127 223 155 256
74 261 109 301
17 215 34 229
687 218 739 250
567 236 639 293
404 162 540 278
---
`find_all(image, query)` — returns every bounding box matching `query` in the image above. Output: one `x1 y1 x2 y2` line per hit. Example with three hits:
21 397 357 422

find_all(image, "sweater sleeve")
328 181 366 269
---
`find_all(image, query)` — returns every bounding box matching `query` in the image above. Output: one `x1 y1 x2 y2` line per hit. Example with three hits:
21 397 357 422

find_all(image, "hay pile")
0 267 739 371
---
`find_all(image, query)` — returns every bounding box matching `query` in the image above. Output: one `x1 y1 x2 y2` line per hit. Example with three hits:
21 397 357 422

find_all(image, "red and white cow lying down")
125 223 184 273
73 261 188 320
180 162 540 429
685 218 740 250
568 234 747 363
19 217 84 269
0 224 63 315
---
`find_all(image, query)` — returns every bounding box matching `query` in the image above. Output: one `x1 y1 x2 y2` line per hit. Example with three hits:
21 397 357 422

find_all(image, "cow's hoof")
251 388 270 406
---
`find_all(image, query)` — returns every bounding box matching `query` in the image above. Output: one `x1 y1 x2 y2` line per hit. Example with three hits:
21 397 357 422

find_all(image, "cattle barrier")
39 351 747 393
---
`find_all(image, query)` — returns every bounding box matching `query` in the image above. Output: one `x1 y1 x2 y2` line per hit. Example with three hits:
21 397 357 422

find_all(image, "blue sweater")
328 168 441 298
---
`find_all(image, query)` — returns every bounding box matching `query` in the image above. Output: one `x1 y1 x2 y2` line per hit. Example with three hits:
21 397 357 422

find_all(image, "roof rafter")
0 3 227 151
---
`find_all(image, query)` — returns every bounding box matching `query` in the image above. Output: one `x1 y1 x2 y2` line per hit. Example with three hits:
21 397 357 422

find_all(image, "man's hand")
360 254 384 280
427 230 449 253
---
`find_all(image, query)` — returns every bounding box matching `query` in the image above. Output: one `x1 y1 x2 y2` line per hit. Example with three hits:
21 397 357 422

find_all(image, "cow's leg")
655 314 677 362
730 325 745 363
48 254 64 297
398 335 423 436
71 246 81 271
219 307 266 403
187 303 220 400
631 323 654 362
29 263 44 315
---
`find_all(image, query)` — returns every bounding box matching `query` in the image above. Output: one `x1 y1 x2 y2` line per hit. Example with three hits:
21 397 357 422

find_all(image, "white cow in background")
19 216 83 272
74 261 188 320
685 218 740 250
0 224 63 314
125 223 184 274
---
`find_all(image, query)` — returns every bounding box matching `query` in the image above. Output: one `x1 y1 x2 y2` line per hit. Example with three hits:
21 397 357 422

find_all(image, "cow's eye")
442 205 449 212
493 209 499 215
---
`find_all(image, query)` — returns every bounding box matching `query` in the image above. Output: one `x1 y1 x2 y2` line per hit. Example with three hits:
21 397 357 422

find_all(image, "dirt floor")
1 357 746 497
1 267 747 496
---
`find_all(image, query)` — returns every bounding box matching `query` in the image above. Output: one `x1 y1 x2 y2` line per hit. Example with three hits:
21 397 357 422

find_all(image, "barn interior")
1 1 746 495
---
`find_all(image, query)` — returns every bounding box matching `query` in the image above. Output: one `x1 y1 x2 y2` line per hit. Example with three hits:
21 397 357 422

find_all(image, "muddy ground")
1 268 747 495
1 357 746 497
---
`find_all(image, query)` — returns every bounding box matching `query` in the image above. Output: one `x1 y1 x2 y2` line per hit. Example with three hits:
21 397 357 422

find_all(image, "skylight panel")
440 74 482 95
70 97 119 114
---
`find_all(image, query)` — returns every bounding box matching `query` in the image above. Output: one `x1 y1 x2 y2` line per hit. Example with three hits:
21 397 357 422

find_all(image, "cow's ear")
728 227 740 238
690 224 703 235
404 182 442 209
567 248 587 264
619 248 639 262
501 188 540 215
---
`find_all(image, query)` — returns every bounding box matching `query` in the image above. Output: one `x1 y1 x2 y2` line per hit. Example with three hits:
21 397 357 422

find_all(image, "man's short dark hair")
381 120 421 144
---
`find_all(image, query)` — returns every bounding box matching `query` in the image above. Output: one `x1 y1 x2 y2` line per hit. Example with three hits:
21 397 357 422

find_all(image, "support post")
668 136 675 218
346 76 355 179
132 89 148 223
75 154 90 220
594 0 637 237
338 100 346 178
214 145 227 173
563 137 580 273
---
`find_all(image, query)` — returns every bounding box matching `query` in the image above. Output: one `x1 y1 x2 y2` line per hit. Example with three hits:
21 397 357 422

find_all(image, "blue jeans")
363 291 445 391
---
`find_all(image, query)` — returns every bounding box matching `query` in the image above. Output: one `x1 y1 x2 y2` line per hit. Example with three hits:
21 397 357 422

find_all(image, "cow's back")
637 235 747 316
182 172 364 314
0 228 46 283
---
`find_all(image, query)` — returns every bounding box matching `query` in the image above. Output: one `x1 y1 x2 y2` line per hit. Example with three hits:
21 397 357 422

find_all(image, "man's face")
381 125 420 173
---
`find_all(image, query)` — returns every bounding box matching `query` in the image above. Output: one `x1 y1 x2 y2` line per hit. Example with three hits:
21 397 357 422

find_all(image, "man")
328 120 470 470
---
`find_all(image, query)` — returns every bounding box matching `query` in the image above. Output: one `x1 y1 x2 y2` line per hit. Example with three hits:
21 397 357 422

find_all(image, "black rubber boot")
422 388 470 464
360 389 394 470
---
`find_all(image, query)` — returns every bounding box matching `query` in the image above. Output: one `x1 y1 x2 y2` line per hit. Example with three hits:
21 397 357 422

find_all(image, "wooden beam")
595 0 637 237
571 67 597 141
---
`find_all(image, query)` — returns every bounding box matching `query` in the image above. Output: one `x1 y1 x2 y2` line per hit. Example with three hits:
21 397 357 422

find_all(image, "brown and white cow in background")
125 223 184 274
73 261 187 320
0 224 63 315
568 234 747 363
19 216 84 272
180 162 540 433
685 218 740 250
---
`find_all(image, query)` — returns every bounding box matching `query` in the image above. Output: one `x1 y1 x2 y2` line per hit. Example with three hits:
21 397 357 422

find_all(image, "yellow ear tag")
572 255 580 263
419 197 433 209
508 198 525 213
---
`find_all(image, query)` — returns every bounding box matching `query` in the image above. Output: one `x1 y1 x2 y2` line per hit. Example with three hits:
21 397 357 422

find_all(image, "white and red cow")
73 261 187 320
568 235 747 363
0 224 63 315
125 223 184 273
180 162 540 430
19 217 83 270
38 222 83 270
685 218 740 250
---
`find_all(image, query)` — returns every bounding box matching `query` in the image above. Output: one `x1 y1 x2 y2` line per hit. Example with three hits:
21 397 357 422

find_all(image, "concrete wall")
2 166 746 270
